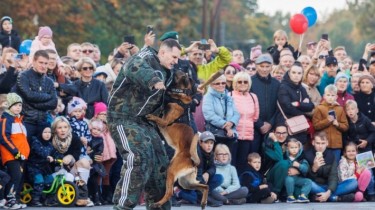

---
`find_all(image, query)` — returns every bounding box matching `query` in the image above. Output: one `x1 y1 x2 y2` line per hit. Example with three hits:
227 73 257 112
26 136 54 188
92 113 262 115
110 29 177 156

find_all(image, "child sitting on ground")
212 144 248 205
240 152 277 203
338 142 371 202
284 138 312 203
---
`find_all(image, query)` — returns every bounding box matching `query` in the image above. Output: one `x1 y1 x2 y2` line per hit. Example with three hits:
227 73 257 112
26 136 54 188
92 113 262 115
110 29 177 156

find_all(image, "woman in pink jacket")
231 72 259 174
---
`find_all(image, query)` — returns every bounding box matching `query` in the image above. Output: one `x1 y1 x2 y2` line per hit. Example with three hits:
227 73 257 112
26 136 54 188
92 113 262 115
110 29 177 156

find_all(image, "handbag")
205 96 237 141
277 92 309 135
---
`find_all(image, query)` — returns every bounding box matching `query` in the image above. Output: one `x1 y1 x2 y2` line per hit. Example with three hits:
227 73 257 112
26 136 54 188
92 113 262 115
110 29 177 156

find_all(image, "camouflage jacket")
108 47 172 122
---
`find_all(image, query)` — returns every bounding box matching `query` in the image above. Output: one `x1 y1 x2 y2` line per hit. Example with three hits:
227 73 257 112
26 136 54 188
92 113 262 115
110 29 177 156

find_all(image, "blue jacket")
203 87 240 133
28 136 61 166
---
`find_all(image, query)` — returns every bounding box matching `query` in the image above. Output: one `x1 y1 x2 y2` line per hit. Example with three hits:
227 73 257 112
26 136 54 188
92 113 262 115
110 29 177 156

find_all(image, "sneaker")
287 196 297 203
86 198 94 207
18 203 27 209
3 199 21 209
297 195 310 203
338 193 355 202
0 199 6 207
30 199 43 207
355 191 364 202
228 198 246 205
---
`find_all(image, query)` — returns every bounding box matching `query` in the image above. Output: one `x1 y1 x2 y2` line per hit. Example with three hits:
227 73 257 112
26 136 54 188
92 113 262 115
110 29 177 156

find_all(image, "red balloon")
289 14 308 34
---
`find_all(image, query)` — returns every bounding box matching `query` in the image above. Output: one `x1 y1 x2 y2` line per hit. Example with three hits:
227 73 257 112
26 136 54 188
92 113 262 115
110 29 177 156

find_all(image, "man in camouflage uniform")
107 39 181 210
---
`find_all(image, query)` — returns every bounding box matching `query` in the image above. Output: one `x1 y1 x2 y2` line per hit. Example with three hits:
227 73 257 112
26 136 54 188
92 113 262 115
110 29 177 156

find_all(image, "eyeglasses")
81 66 94 71
82 50 94 54
213 82 226 86
246 67 256 71
225 70 236 75
237 80 249 85
275 132 288 135
319 55 329 59
216 153 229 157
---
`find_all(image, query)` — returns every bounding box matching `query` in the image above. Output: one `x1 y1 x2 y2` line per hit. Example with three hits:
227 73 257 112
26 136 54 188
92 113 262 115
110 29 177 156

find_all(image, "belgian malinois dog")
146 70 209 209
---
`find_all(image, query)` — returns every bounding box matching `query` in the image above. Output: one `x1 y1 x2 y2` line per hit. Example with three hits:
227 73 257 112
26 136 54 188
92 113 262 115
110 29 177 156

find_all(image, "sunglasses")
319 55 329 59
246 67 256 71
213 82 226 86
82 50 94 54
81 66 94 71
237 80 249 85
225 70 236 75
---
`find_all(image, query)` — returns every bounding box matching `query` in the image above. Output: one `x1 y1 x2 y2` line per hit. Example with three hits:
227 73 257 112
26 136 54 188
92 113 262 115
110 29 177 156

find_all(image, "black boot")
101 185 113 205
93 193 102 206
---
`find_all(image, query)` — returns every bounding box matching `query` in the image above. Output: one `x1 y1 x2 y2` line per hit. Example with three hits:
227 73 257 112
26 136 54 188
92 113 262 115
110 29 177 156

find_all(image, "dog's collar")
168 88 193 96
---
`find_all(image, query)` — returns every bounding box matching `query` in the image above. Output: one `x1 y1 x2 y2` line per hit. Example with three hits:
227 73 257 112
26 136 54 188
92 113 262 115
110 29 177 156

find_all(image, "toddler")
266 29 298 65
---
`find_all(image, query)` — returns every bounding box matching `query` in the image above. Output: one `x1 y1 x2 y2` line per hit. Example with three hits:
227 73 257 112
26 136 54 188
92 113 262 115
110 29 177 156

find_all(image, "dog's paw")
146 114 157 121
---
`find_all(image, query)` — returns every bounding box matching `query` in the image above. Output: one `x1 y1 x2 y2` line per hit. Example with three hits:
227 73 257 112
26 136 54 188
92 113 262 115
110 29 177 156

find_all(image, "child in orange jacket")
0 93 30 209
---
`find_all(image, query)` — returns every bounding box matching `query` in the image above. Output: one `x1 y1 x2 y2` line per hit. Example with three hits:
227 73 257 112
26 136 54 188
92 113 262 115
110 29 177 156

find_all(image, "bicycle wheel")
20 183 33 204
55 181 78 206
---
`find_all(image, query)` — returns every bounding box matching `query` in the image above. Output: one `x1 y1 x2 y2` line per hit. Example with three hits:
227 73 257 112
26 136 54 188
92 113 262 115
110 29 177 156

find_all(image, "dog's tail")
190 133 200 166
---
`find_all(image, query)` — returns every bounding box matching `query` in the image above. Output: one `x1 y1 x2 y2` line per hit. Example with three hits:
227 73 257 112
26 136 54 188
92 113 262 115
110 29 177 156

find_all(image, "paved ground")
25 202 375 210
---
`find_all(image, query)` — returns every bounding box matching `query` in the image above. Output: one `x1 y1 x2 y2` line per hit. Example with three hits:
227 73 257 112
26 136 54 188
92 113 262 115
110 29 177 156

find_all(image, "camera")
147 25 154 34
198 39 210 50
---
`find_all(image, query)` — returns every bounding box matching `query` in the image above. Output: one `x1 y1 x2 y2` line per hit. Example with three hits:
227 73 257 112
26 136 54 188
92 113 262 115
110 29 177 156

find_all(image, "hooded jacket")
0 111 30 165
28 127 60 166
0 29 21 51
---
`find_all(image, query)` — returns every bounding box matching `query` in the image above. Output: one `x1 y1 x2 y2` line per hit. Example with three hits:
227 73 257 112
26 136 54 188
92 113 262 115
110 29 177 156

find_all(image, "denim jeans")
179 174 224 204
367 169 375 195
329 148 341 164
311 178 358 201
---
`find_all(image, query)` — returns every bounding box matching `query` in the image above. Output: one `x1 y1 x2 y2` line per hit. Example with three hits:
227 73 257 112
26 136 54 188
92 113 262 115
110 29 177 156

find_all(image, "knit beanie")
94 102 107 116
229 62 242 71
7 93 22 109
334 72 349 84
0 16 12 31
358 75 375 86
38 26 53 39
67 97 85 115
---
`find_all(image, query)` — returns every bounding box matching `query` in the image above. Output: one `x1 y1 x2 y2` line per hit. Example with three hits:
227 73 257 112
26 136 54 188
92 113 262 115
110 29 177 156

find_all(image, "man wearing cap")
250 54 280 153
0 16 21 51
318 56 339 95
159 31 202 134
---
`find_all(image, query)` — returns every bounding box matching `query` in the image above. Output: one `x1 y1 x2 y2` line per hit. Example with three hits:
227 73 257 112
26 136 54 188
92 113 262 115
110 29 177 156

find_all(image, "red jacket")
0 111 30 165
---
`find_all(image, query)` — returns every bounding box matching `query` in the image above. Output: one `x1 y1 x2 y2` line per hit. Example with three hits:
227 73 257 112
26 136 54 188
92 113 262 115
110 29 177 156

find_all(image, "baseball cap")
325 56 338 66
255 54 273 65
199 131 216 142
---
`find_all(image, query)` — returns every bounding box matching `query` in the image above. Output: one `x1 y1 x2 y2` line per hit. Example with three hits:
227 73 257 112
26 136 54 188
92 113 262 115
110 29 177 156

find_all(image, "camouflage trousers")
109 120 171 210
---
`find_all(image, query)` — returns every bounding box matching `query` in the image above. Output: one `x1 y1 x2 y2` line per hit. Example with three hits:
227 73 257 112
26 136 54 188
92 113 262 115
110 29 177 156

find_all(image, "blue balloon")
19 39 32 55
301 6 317 27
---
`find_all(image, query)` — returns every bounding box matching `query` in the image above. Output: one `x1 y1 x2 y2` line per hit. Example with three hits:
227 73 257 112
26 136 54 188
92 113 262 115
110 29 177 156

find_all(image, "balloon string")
298 34 304 57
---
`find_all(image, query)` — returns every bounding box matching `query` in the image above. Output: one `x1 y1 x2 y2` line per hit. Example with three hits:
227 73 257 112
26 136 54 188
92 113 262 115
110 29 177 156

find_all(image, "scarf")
52 132 72 154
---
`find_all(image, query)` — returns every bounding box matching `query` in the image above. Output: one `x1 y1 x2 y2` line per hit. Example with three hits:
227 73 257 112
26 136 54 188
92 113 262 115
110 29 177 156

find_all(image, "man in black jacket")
250 54 280 154
14 50 57 141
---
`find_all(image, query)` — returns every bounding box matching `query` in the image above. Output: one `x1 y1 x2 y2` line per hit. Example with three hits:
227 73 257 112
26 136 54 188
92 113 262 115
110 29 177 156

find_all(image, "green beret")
159 31 179 41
